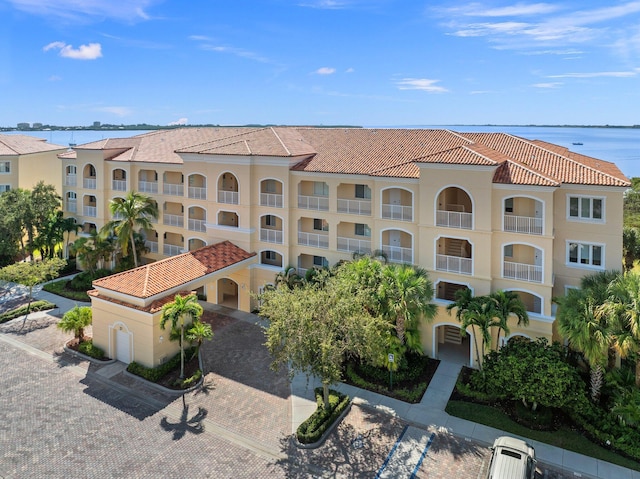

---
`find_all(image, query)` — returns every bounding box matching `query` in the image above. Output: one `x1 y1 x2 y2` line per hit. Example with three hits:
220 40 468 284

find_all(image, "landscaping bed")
342 354 439 403
297 388 350 446
0 300 57 324
65 337 110 361
127 347 202 390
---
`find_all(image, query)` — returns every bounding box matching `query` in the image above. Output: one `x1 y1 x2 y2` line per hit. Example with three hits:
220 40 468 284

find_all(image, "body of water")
5 125 640 178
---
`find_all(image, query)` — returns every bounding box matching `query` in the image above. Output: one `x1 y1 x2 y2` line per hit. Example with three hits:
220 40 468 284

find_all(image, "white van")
486 436 536 479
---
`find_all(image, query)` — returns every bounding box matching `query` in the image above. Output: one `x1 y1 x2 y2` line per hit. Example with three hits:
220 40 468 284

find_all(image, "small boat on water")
572 142 583 145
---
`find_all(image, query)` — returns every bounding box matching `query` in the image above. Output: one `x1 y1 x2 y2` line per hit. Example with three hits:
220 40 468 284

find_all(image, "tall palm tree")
160 294 203 379
489 290 528 349
185 320 213 361
101 191 158 268
457 296 500 370
556 288 610 401
61 216 80 260
378 264 436 354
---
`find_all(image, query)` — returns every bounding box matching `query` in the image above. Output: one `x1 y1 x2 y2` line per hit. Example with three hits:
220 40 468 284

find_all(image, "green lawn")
42 279 90 302
446 400 640 471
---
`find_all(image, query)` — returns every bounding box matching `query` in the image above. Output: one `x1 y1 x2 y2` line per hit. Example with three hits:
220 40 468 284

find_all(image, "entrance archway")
217 278 238 309
433 324 472 366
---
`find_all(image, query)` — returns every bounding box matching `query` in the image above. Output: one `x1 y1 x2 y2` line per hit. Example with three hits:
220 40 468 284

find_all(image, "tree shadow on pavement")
160 396 208 440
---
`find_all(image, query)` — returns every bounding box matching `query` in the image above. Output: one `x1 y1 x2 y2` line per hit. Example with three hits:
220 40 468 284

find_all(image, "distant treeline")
1 123 362 132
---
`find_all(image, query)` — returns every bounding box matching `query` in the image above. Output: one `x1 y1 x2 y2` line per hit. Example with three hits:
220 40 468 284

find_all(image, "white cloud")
315 67 336 75
345 67 355 73
43 42 102 60
190 37 272 64
396 78 449 93
95 106 133 117
298 0 350 9
452 3 560 17
469 90 492 94
48 75 62 82
547 70 639 78
168 118 188 126
532 82 563 88
7 0 156 23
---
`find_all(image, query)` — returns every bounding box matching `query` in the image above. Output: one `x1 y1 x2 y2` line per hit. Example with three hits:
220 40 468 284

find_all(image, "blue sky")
1 0 640 127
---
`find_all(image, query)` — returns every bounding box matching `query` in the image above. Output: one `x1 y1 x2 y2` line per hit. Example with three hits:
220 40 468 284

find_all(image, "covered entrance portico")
433 324 473 367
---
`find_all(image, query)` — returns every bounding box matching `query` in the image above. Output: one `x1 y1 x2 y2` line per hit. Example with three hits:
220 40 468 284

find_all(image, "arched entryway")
433 323 472 366
217 278 238 309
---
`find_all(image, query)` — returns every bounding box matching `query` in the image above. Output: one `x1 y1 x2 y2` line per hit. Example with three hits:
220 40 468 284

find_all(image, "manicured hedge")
0 300 56 323
296 388 350 445
127 347 199 388
344 362 427 403
78 340 105 360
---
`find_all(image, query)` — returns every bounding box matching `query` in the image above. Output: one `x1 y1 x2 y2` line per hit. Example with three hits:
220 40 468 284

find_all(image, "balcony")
145 240 159 253
503 261 542 283
163 183 184 196
436 254 472 275
381 188 413 222
260 228 283 244
188 186 207 200
112 180 127 191
66 200 77 213
337 198 371 216
218 190 238 204
83 206 97 217
188 218 206 232
163 244 183 256
65 175 77 187
138 181 158 193
436 209 472 229
382 245 413 264
163 213 184 227
298 231 329 249
338 237 371 254
381 204 412 222
504 215 543 235
83 178 96 189
298 195 329 211
260 193 283 208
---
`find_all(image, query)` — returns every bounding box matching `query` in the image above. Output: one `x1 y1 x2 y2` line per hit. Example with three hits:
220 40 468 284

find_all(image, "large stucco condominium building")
56 127 629 368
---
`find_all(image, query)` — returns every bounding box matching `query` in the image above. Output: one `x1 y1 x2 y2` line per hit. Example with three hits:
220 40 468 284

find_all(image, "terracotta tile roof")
87 289 197 313
0 134 66 155
92 241 256 299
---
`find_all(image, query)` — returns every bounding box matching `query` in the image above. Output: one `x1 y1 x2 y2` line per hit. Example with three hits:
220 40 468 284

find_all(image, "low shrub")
176 369 202 388
296 388 350 445
77 340 105 360
69 269 112 291
0 300 56 323
60 259 77 276
127 347 197 384
42 279 90 301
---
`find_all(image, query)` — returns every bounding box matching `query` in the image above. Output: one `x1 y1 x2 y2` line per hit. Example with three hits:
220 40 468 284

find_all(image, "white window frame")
313 218 329 231
264 215 277 227
567 195 604 222
566 240 604 269
313 181 329 197
355 184 371 200
0 161 10 174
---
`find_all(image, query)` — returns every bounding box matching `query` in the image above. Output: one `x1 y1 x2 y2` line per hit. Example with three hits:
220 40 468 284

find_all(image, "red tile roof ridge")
175 127 266 153
501 158 561 186
270 126 292 156
503 133 629 186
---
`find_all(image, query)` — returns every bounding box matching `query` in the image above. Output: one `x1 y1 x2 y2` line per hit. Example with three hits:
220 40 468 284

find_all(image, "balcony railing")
436 210 472 229
504 215 543 235
337 237 371 254
218 190 239 204
436 254 472 275
138 181 158 193
381 204 413 222
145 240 158 253
163 213 184 227
66 200 77 213
163 183 184 196
188 186 207 200
65 175 77 187
83 205 97 217
83 178 96 189
260 228 283 244
298 195 329 211
112 179 127 191
382 245 413 264
163 244 183 256
337 199 371 215
298 231 329 248
503 261 542 283
188 218 206 232
260 193 283 208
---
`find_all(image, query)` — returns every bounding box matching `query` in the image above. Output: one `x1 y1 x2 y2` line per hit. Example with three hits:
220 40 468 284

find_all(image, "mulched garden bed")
65 337 112 361
155 354 201 390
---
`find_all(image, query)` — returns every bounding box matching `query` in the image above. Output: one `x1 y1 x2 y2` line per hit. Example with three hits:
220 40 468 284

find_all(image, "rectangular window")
313 256 328 267
265 215 276 227
0 162 10 173
0 185 10 193
265 251 276 260
313 182 328 197
568 196 604 221
504 198 514 213
568 242 604 268
355 184 371 199
313 218 328 231
354 223 371 237
504 244 513 257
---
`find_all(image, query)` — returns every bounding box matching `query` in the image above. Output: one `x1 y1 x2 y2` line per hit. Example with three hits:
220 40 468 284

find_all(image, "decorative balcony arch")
218 172 239 204
381 187 413 221
260 214 284 244
260 178 284 207
435 185 473 229
381 228 413 264
502 242 543 283
82 163 96 189
260 249 283 267
503 196 544 235
112 169 127 191
188 173 207 200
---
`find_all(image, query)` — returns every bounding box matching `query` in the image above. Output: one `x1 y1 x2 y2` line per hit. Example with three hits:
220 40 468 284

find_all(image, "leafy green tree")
478 338 585 411
27 182 61 252
489 290 529 349
0 188 31 260
31 210 66 259
556 287 611 402
185 320 213 360
101 191 158 268
70 231 115 273
260 269 387 408
0 258 66 321
57 306 92 342
160 294 203 379
274 265 303 290
378 264 436 355
623 227 640 272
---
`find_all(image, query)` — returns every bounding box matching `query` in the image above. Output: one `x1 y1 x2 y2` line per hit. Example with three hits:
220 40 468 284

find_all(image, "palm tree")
623 227 640 272
378 264 437 355
61 216 80 260
57 305 92 343
70 231 115 273
160 294 204 379
556 288 610 401
451 295 499 370
489 290 528 349
185 320 213 360
101 191 158 268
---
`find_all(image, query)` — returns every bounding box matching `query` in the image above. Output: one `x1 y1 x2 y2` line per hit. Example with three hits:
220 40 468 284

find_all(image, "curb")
122 352 205 396
63 342 116 365
295 400 352 449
